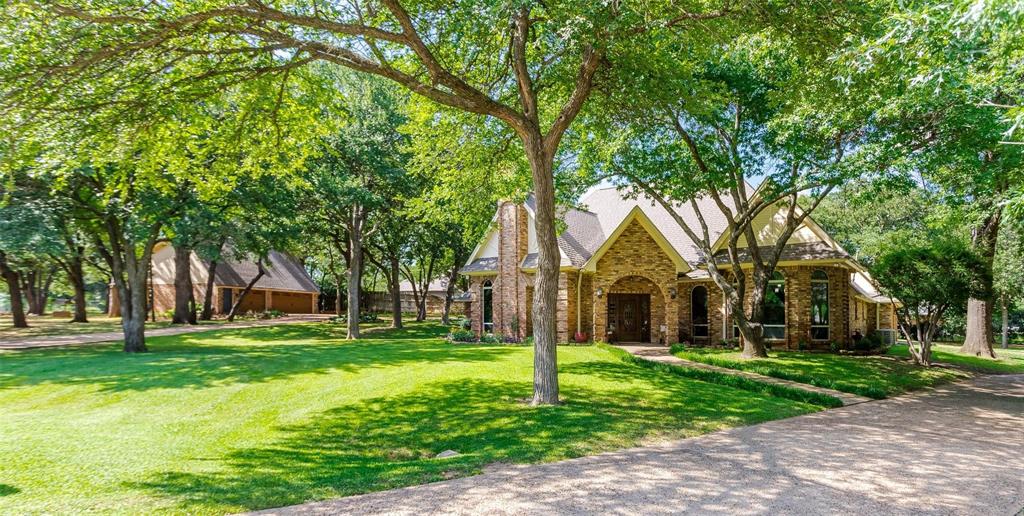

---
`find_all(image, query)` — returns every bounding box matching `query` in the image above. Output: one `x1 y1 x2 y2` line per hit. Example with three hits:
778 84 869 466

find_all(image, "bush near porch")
0 322 820 515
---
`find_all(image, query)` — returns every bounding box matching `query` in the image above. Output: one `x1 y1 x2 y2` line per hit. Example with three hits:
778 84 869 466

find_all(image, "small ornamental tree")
872 240 989 366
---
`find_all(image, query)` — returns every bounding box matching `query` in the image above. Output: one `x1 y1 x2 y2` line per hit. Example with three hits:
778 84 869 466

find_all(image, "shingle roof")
212 250 319 293
523 195 605 267
709 241 850 265
398 277 464 295
472 186 853 275
574 187 736 267
851 270 891 303
461 257 498 274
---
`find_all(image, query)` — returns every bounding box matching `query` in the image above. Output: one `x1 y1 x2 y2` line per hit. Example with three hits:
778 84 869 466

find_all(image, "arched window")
691 286 709 338
811 269 830 340
482 280 494 333
763 271 786 340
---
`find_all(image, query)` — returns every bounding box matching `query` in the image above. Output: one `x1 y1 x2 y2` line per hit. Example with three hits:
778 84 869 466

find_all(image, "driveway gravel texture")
252 374 1024 516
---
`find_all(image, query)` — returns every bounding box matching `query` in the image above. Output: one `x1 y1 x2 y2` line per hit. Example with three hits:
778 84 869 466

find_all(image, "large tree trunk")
172 245 196 324
67 253 89 323
120 255 150 353
962 213 1000 358
1001 292 1009 350
23 268 54 315
739 281 770 358
389 255 402 329
39 269 54 315
411 283 426 322
0 252 28 328
963 298 996 357
524 135 560 405
22 270 40 315
200 259 217 321
227 258 265 322
333 273 344 316
347 225 363 339
441 264 458 326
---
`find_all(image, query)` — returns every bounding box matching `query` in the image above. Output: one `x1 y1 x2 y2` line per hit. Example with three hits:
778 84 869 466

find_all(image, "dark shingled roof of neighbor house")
212 250 319 293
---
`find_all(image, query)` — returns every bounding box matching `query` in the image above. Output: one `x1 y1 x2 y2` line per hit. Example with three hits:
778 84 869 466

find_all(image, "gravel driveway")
254 374 1024 515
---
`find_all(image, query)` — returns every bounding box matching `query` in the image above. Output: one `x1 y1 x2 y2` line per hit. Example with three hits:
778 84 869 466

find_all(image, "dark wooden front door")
609 294 651 342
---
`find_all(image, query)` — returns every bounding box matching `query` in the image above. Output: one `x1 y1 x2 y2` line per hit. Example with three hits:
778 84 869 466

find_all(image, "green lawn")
671 346 968 399
888 343 1024 374
0 322 819 514
0 313 227 340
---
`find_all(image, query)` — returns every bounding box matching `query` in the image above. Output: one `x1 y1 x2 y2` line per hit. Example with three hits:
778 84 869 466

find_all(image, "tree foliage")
872 240 989 365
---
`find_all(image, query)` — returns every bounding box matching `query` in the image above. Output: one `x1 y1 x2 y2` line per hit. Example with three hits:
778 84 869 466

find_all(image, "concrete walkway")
253 374 1024 515
0 314 334 350
614 343 874 406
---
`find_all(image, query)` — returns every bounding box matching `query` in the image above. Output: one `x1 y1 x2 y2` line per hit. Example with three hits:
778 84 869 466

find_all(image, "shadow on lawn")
0 323 515 392
128 369 807 513
0 484 19 497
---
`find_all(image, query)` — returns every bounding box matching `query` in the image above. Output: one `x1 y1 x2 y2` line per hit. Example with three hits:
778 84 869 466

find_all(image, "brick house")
460 188 897 348
109 244 320 317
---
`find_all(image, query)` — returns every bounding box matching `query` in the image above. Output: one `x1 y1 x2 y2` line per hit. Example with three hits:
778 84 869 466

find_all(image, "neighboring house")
460 188 898 348
396 278 467 316
108 244 319 317
364 278 468 316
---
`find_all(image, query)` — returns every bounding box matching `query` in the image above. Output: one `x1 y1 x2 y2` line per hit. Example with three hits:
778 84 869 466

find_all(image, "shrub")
851 332 890 354
330 312 381 323
447 329 477 343
479 333 501 344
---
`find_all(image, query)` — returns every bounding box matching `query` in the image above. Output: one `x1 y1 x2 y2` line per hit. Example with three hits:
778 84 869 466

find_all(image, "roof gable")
579 188 735 266
709 198 846 256
213 250 320 293
582 206 690 273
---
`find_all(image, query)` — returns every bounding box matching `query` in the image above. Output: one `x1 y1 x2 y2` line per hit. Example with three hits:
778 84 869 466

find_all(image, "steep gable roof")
461 185 857 275
151 244 319 293
581 206 690 273
212 250 320 293
577 187 735 267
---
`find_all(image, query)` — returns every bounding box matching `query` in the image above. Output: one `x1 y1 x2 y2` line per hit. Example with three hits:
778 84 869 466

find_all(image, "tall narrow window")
482 280 494 333
691 286 709 338
763 271 786 340
811 269 830 340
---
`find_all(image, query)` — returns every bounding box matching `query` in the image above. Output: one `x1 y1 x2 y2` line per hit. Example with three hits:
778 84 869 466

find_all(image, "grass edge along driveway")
0 322 824 515
672 343 1024 399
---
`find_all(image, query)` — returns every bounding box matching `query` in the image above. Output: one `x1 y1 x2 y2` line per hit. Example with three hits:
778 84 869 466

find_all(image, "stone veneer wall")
592 219 679 344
